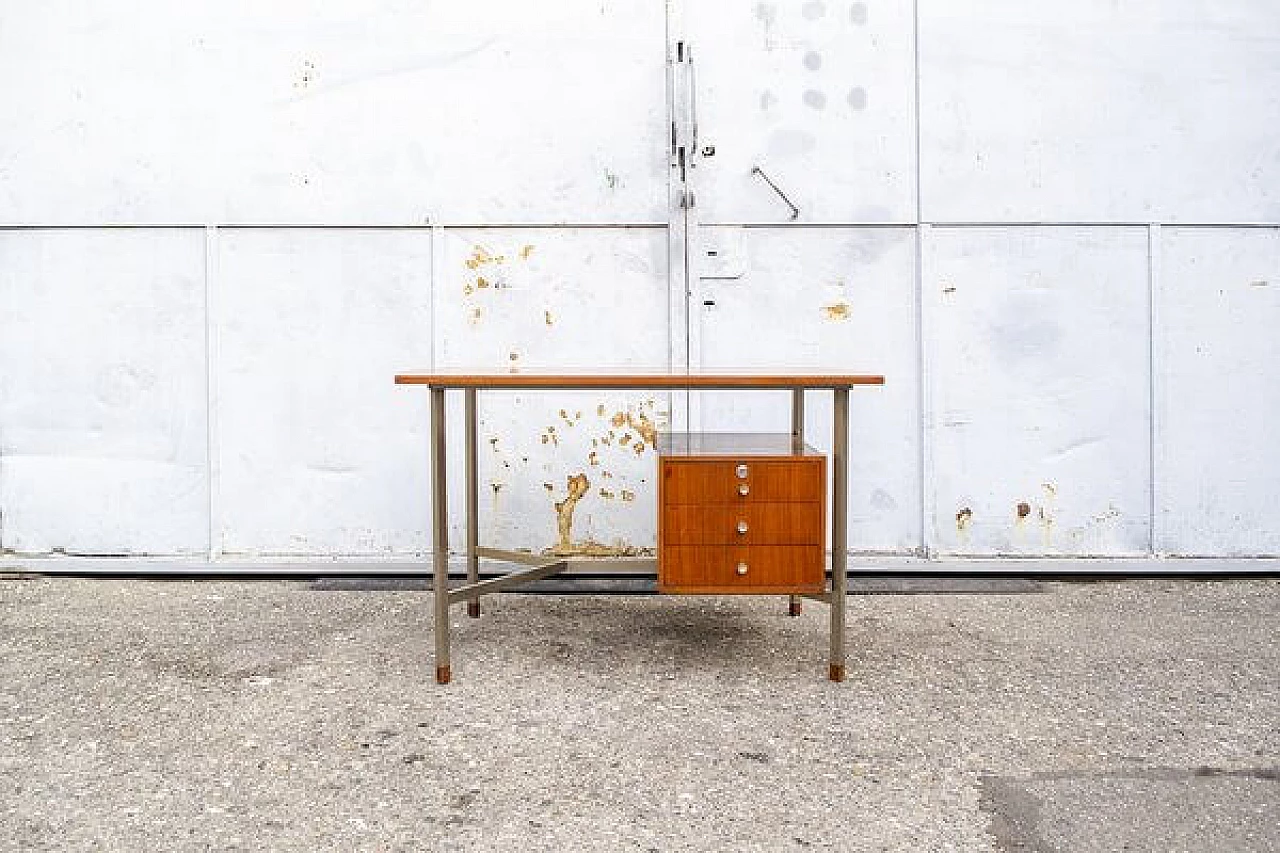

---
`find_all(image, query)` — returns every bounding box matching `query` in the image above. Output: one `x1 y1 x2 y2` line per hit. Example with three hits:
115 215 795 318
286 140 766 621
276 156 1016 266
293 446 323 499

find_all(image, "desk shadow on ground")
449 595 833 680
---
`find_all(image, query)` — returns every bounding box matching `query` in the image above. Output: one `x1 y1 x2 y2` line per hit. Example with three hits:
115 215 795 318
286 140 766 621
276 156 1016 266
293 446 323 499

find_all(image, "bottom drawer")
659 545 825 594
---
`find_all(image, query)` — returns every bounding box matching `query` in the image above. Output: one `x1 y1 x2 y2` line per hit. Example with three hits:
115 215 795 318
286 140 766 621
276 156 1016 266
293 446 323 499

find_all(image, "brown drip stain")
546 473 642 557
553 473 590 552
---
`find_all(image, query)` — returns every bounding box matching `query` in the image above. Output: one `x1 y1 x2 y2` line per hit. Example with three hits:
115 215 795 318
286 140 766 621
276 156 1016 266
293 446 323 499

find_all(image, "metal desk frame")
393 374 885 684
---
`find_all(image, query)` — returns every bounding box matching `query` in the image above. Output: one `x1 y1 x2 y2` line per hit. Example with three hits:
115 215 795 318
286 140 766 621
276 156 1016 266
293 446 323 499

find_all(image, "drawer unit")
657 432 827 595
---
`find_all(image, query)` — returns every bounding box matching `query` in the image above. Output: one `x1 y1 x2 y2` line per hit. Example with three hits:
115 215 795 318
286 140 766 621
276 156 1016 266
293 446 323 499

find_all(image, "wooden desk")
394 372 885 683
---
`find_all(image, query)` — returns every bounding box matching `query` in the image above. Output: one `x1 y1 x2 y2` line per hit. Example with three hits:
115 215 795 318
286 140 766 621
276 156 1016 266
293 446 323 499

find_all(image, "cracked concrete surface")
0 577 1276 851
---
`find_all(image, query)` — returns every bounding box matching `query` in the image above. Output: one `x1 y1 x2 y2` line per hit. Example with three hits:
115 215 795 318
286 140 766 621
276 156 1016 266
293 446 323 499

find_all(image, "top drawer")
661 459 824 504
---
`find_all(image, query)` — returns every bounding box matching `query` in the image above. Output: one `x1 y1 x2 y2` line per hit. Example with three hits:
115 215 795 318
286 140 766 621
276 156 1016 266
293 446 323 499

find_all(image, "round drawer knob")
735 464 749 479
735 562 749 576
738 484 750 496
736 520 749 535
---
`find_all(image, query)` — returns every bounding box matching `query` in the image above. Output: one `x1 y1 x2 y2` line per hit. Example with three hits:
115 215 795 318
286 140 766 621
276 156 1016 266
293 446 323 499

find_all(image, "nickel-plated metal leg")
791 388 805 451
791 387 805 619
431 387 452 684
830 386 849 682
464 388 480 619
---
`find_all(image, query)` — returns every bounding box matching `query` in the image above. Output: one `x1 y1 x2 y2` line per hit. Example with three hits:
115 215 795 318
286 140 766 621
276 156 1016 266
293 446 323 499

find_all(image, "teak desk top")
394 372 885 389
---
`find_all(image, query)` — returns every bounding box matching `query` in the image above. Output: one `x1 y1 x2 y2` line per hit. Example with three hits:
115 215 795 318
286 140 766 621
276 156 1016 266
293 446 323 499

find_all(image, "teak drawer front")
662 503 822 545
661 459 823 504
659 545 824 594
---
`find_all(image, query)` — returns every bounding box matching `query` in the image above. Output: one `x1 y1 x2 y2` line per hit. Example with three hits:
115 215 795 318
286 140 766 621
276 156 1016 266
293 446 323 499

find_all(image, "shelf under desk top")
394 372 885 390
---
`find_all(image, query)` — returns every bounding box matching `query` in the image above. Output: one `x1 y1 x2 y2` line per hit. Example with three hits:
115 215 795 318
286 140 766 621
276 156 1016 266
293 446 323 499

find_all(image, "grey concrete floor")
0 577 1276 852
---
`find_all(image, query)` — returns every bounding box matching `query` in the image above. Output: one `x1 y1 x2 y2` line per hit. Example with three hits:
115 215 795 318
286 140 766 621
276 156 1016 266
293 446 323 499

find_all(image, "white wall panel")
435 227 670 554
695 227 920 553
688 0 916 223
1157 227 1280 556
0 1 667 225
213 229 432 555
0 229 207 554
919 0 1280 224
925 227 1150 555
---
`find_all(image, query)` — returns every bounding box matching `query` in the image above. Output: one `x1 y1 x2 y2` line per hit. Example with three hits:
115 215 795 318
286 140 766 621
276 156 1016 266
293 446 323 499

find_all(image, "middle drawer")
662 502 822 545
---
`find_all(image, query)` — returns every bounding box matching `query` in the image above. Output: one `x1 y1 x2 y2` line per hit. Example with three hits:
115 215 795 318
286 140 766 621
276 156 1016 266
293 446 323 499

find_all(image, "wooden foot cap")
467 601 480 618
788 599 802 617
436 665 452 684
828 663 846 682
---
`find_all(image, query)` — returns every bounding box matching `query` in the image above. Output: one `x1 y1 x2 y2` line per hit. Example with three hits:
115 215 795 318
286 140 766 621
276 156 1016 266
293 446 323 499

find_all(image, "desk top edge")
394 373 885 389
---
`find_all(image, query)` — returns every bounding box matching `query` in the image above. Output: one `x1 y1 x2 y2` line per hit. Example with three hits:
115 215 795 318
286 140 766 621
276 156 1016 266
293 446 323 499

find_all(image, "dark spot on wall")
803 89 827 110
956 507 973 531
1017 502 1031 519
846 87 867 111
850 2 867 25
804 51 822 71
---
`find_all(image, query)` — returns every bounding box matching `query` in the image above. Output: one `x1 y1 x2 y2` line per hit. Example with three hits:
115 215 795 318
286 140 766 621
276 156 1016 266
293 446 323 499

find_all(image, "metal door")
666 1 923 555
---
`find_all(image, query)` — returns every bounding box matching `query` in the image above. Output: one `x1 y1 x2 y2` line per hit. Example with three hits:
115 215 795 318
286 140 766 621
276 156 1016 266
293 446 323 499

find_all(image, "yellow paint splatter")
620 490 635 502
521 244 534 260
476 276 490 289
596 405 606 416
600 489 615 499
544 310 554 326
823 302 851 320
466 246 496 269
588 451 599 466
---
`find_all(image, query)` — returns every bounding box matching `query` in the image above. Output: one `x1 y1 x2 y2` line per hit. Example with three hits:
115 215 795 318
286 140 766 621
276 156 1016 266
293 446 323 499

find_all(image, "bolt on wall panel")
694 226 920 553
924 227 1151 556
0 229 208 554
919 0 1280 224
0 1 668 225
213 229 433 555
434 228 670 556
1157 227 1280 556
687 0 917 224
